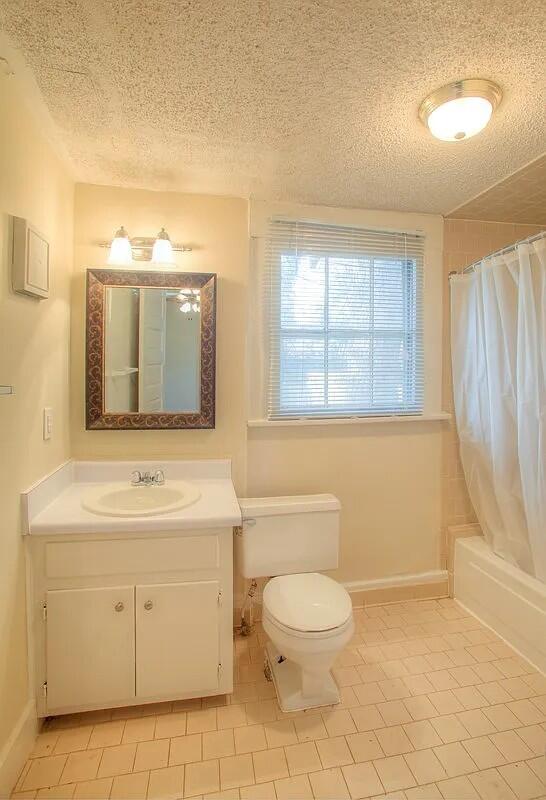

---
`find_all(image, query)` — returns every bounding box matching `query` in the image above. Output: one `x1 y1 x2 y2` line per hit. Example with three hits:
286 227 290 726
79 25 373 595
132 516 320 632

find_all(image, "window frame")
267 238 424 421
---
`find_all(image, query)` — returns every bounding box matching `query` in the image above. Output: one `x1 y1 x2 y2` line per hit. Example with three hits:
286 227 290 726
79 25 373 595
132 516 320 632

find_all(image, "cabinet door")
136 581 220 699
46 586 135 711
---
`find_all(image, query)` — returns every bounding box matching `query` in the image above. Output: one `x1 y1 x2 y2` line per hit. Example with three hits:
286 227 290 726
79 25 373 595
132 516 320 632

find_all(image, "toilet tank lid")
238 493 340 517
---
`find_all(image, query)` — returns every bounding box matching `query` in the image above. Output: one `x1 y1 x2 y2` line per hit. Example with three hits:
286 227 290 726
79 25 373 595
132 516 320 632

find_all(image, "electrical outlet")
43 407 53 441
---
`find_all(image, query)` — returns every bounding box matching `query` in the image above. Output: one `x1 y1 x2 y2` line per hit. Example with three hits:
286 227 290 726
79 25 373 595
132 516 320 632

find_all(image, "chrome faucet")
131 469 165 486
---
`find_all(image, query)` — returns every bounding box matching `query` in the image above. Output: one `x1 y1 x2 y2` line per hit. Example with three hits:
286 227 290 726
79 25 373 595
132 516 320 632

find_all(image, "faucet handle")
131 470 142 485
154 469 165 485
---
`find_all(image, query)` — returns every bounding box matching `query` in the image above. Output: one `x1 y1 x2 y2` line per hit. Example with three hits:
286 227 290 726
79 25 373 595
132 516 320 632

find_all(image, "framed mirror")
86 268 216 429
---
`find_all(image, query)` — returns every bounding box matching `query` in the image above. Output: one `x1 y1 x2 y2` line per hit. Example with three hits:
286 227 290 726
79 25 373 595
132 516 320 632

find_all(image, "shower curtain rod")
448 229 546 278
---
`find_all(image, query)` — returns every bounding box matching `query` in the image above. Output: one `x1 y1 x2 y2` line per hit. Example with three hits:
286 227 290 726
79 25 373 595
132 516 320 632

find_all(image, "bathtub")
455 536 546 675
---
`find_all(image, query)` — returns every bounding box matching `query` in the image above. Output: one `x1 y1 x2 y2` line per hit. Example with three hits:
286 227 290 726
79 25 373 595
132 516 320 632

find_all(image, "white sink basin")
81 481 201 517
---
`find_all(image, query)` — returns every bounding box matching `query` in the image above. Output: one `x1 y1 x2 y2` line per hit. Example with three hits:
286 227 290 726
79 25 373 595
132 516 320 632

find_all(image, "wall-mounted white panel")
11 216 49 299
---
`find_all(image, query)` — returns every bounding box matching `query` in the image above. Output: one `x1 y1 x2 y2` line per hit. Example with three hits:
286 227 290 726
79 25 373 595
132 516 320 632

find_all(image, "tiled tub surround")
12 598 546 800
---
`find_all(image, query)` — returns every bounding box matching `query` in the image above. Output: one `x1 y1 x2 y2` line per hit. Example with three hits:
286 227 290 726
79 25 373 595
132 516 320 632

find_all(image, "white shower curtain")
450 235 546 582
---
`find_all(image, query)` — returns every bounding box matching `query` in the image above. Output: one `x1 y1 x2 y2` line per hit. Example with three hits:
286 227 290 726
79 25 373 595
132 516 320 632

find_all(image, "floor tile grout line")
32 710 546 765
14 600 546 799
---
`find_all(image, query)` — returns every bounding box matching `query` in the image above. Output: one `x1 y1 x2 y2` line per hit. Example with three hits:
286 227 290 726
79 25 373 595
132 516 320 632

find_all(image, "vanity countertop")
22 459 242 536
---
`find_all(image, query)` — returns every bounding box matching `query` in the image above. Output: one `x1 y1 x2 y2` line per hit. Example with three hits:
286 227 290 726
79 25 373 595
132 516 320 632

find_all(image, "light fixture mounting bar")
97 237 192 261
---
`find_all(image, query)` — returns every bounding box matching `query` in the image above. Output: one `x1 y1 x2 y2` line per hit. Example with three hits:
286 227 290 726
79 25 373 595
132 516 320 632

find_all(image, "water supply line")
240 579 258 636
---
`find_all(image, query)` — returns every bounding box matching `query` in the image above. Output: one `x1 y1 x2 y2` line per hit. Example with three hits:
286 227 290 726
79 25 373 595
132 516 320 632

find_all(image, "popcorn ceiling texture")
1 0 545 212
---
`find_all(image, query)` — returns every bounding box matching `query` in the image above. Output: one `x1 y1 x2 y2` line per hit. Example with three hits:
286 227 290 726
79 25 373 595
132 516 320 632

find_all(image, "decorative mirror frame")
86 268 216 430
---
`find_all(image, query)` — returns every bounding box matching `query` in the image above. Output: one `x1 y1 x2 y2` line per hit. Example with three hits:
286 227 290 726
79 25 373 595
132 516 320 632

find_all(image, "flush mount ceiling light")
107 226 133 265
419 79 502 142
151 227 175 265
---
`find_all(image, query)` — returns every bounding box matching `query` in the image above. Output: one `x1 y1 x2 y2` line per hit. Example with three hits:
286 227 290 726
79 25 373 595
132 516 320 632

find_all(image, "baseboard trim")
344 570 448 607
235 570 449 621
344 569 448 593
0 700 38 798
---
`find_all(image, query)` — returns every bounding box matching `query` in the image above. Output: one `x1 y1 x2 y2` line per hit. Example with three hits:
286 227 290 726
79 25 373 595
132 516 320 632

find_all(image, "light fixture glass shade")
151 228 174 265
107 226 132 265
419 79 502 142
427 96 493 141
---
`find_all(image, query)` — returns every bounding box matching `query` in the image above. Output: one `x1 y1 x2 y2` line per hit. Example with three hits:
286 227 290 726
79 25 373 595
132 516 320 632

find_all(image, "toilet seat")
263 572 353 633
263 606 354 641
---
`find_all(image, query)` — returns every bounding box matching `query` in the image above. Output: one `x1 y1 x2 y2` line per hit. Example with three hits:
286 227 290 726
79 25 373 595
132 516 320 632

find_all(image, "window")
265 219 424 419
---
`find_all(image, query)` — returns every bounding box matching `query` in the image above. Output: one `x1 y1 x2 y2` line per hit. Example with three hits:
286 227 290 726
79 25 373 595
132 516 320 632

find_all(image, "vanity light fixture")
107 226 133 265
419 78 502 142
102 227 192 263
151 228 175 265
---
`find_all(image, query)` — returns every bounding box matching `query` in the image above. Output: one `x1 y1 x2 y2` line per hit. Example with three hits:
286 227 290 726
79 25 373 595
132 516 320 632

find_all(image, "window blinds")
265 219 424 419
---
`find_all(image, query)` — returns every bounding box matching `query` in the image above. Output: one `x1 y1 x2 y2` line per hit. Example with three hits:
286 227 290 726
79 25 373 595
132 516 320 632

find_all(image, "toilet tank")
236 494 340 579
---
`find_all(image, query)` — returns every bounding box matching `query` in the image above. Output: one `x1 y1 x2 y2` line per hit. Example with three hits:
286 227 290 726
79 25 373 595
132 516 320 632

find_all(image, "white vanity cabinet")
135 580 221 698
29 527 233 717
46 585 136 710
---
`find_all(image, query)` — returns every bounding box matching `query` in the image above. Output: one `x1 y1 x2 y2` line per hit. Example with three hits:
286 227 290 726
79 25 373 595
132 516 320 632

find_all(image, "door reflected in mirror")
104 286 201 414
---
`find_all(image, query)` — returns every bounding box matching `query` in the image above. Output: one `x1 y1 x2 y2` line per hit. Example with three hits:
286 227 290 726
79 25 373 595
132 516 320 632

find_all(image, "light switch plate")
43 407 53 441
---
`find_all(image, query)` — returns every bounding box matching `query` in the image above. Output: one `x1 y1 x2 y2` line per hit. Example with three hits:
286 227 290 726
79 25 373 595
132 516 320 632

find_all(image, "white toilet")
237 494 354 712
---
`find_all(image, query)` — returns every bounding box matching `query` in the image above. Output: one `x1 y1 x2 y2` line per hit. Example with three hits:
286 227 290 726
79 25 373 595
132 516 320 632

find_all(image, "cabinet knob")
144 600 153 611
115 601 124 612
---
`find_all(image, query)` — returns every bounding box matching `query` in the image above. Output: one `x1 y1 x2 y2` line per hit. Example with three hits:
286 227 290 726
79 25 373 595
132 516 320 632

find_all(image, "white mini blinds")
264 219 424 419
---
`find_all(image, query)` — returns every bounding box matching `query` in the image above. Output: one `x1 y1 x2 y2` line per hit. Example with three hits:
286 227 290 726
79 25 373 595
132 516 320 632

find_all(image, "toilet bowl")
262 572 354 711
237 493 354 712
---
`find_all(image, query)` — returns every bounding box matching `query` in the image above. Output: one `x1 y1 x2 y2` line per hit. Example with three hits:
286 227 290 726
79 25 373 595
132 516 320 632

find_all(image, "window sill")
247 412 452 428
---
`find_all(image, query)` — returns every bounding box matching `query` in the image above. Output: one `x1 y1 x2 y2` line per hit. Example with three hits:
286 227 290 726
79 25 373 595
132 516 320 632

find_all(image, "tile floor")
11 598 546 800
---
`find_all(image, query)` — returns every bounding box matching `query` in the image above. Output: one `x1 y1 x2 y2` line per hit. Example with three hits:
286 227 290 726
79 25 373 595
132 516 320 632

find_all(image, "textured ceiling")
448 154 546 224
1 0 545 213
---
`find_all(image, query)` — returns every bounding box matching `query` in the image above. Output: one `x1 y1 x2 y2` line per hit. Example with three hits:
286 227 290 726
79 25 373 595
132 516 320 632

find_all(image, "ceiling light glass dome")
419 79 502 142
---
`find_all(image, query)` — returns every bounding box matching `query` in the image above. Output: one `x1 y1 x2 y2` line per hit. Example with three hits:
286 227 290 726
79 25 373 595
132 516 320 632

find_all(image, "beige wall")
441 219 544 553
71 185 249 493
248 424 444 584
0 77 73 752
247 201 446 585
71 191 448 591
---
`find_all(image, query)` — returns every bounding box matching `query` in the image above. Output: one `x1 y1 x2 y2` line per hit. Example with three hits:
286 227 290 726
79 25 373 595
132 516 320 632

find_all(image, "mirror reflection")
104 286 201 413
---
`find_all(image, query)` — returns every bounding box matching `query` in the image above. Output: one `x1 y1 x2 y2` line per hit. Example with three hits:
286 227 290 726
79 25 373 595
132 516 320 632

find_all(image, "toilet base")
265 641 340 712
